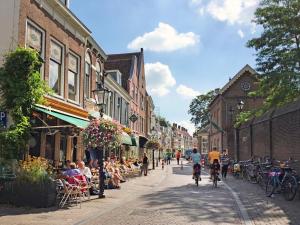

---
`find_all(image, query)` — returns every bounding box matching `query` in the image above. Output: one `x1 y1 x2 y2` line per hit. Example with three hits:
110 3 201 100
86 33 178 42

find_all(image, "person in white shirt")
78 161 92 180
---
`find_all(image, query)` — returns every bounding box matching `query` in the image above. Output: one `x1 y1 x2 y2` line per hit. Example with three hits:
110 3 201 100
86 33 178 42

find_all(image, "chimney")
66 0 70 8
141 48 143 53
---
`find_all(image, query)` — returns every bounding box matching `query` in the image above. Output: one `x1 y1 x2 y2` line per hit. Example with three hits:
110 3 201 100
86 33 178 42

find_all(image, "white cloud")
145 62 176 96
176 84 200 99
128 22 200 52
192 0 259 26
238 29 244 38
178 120 196 135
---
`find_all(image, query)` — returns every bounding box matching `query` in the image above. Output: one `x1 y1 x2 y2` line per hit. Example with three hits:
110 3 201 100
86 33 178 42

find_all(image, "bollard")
181 160 183 170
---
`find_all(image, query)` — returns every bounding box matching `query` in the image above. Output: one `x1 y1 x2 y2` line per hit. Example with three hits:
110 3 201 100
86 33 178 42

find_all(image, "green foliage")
157 116 170 127
17 156 53 183
0 48 49 159
188 89 219 129
234 111 255 127
247 0 300 112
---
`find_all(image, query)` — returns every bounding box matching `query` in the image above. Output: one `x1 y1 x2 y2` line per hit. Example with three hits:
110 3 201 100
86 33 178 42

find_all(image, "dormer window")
108 70 122 86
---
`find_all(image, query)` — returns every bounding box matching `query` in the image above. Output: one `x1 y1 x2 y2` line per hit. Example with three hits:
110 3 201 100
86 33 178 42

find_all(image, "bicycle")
256 162 272 189
194 163 201 186
212 170 219 188
266 160 298 201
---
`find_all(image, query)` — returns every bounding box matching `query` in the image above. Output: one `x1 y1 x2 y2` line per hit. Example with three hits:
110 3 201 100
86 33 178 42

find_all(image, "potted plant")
9 156 56 208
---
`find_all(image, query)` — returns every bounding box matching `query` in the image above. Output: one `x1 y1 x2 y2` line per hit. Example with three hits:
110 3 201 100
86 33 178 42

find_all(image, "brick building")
105 49 148 157
0 0 133 165
208 65 263 158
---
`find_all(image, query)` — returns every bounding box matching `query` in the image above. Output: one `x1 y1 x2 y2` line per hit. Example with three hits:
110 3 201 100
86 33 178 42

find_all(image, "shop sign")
129 114 138 123
0 111 7 128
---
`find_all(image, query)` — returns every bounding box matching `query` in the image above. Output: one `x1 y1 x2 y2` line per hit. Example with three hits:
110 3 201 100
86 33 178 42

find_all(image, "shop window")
29 132 41 157
46 135 55 161
49 40 64 96
60 135 67 164
68 52 79 102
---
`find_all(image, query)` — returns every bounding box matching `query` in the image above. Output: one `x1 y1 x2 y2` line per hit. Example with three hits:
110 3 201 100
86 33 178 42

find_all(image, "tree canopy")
0 48 48 159
247 0 300 112
188 89 219 129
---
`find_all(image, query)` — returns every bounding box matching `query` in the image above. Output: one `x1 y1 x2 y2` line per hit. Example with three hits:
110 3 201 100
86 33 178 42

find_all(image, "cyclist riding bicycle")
211 159 221 181
190 148 201 181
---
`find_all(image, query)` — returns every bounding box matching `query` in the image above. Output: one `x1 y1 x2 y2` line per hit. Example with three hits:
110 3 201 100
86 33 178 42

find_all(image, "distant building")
208 65 263 158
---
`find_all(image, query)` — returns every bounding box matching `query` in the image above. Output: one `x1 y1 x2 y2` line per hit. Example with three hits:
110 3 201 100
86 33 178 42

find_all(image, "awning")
120 132 132 145
139 136 148 148
131 136 139 146
34 106 89 129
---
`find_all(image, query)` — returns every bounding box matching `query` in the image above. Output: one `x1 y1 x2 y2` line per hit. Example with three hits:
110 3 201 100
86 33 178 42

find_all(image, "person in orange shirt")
208 147 220 179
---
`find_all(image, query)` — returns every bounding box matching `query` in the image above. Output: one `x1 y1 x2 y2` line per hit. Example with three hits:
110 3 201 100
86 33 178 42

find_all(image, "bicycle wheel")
282 176 298 201
213 175 217 188
266 177 275 197
195 175 199 187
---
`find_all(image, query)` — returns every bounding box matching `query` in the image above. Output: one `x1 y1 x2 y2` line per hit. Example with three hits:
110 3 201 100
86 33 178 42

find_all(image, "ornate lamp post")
92 73 110 199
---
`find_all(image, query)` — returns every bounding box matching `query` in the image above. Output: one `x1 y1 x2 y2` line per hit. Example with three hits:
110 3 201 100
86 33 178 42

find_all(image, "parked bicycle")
266 160 298 201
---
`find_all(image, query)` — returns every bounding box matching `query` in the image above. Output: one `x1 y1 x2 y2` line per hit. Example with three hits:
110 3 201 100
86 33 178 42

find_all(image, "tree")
0 48 49 159
247 0 300 113
188 89 219 129
157 116 170 127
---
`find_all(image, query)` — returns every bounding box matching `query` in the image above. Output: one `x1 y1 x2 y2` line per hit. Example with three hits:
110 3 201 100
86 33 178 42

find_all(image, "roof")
104 49 143 91
209 64 257 107
220 64 257 95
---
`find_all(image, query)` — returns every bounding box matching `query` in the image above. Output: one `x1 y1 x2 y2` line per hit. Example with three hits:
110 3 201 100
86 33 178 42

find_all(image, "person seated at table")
63 160 71 170
78 161 92 181
133 159 140 168
62 162 81 177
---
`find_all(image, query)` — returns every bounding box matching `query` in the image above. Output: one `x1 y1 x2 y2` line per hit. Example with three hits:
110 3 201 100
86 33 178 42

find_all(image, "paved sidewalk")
224 174 300 225
0 167 167 225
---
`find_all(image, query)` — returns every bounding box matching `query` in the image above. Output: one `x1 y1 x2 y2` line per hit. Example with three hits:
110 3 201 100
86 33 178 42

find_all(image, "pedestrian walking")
166 151 172 165
176 150 181 165
141 153 149 176
221 150 230 179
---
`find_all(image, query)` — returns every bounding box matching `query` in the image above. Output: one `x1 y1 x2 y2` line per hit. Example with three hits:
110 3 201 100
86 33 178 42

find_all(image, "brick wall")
236 99 300 171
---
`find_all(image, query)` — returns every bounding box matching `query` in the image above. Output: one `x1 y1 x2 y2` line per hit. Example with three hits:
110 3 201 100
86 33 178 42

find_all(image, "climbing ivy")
0 47 49 159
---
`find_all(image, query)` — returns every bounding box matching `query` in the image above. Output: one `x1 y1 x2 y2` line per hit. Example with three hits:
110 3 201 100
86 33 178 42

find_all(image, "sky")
70 0 260 135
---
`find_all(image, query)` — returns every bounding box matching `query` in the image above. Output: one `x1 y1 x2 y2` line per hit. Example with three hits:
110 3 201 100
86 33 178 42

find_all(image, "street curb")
202 170 254 225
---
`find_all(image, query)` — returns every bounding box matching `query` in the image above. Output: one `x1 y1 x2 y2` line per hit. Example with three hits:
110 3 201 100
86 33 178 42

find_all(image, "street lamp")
237 100 245 111
92 72 110 199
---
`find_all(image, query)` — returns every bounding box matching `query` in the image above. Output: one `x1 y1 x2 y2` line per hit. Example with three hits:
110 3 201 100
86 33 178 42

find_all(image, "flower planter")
8 179 56 208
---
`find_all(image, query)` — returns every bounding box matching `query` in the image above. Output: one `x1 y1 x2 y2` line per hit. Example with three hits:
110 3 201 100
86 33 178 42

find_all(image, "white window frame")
67 51 80 103
49 39 64 97
84 51 92 99
25 19 45 79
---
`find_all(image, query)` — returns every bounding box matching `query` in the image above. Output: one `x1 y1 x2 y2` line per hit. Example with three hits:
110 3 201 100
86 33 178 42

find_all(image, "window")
68 53 79 102
96 61 102 83
109 92 114 118
26 20 44 76
140 94 144 110
84 52 91 98
49 40 63 96
132 85 135 98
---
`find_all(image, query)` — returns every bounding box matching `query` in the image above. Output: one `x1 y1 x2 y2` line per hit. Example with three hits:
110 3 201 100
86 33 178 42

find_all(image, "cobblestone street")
0 161 299 225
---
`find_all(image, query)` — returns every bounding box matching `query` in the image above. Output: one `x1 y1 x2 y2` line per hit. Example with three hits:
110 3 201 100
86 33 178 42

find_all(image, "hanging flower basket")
145 140 160 149
82 119 121 148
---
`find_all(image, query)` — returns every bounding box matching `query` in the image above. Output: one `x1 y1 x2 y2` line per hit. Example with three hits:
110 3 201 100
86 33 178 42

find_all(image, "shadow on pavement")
140 180 241 224
227 175 300 225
